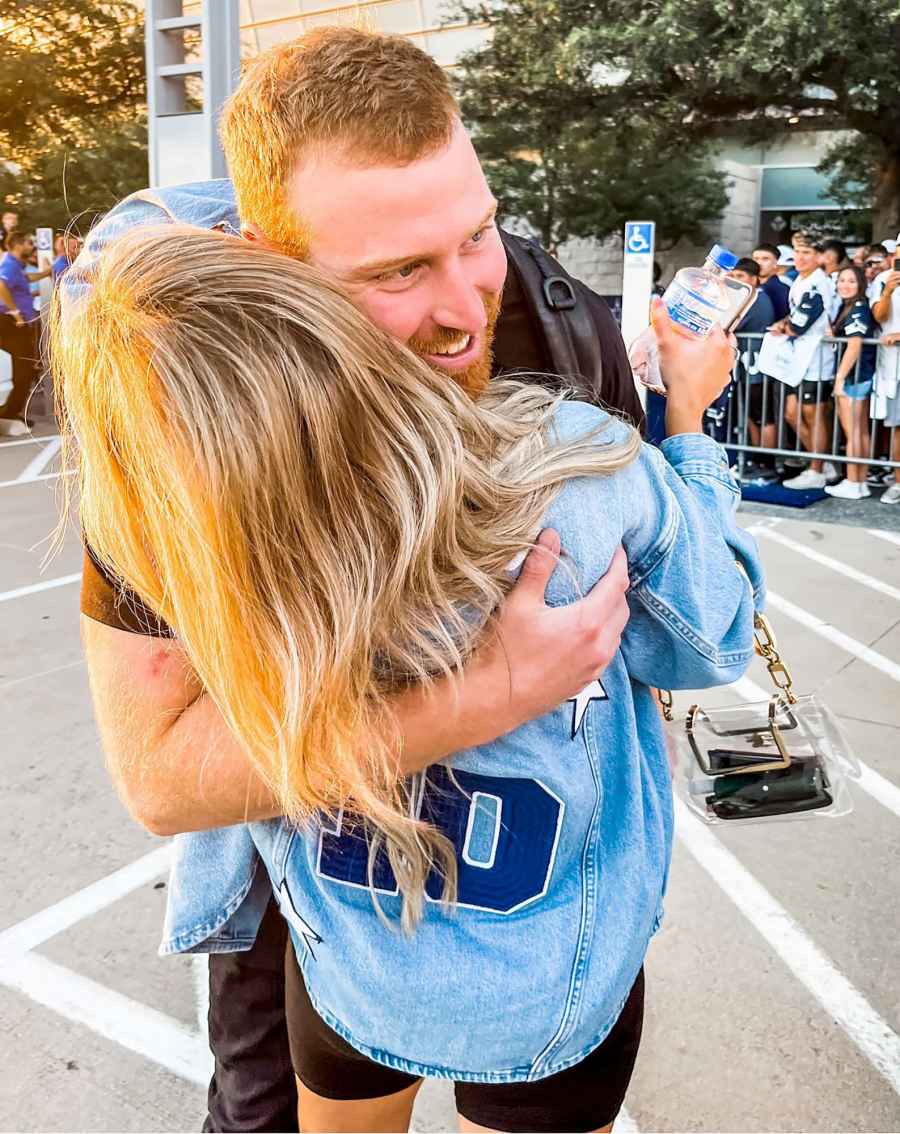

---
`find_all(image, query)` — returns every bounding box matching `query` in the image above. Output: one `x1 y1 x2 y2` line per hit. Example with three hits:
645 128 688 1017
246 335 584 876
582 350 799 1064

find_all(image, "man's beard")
407 291 501 399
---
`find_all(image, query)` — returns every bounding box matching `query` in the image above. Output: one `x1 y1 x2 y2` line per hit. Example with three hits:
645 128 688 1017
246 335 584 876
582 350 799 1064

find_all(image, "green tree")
455 0 730 250
0 0 147 232
565 0 900 237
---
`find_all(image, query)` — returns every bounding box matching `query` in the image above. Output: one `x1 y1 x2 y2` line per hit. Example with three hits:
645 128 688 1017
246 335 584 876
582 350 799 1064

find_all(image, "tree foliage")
458 0 900 246
562 0 900 235
0 0 147 232
455 1 729 250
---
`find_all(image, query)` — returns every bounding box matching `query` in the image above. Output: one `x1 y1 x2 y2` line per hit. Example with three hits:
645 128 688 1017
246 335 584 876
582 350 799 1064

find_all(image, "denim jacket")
71 184 764 1083
163 407 763 1083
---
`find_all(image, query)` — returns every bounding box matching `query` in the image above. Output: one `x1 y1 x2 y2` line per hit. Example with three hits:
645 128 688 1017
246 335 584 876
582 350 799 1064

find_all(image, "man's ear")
240 223 274 249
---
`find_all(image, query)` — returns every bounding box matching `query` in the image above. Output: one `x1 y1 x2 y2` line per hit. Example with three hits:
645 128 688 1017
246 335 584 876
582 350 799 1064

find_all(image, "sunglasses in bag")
660 613 859 825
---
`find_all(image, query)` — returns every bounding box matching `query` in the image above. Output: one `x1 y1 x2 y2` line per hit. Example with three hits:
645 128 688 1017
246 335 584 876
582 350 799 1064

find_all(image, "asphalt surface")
1 424 899 1134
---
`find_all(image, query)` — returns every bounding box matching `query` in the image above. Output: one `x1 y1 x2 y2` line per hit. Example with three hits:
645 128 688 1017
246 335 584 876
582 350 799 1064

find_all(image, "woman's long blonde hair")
51 226 639 928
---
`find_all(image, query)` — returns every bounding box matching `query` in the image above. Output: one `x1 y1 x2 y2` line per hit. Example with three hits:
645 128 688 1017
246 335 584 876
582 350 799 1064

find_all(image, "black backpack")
498 229 643 428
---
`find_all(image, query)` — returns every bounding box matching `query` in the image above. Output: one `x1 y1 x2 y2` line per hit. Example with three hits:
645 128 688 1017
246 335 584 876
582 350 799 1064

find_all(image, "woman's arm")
618 438 761 691
616 301 763 690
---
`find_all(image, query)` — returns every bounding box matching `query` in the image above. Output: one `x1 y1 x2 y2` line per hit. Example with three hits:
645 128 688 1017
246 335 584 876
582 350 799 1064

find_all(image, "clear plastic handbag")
660 613 859 825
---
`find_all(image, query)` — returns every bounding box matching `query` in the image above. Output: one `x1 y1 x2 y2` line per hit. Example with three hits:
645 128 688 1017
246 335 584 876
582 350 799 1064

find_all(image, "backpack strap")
500 229 604 392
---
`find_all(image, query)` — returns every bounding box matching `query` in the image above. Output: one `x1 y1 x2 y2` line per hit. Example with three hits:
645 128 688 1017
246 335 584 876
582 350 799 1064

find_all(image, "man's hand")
480 531 630 724
881 332 900 346
881 270 900 295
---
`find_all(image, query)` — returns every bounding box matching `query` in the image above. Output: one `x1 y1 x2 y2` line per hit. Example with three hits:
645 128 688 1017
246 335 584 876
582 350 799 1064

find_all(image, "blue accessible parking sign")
624 221 655 255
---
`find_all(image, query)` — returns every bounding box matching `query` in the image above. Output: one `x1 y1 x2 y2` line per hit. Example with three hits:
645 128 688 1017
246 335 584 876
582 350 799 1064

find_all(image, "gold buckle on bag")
685 695 794 776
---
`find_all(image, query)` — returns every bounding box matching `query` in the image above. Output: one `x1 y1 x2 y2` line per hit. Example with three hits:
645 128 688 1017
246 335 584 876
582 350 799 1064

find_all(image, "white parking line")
614 1107 639 1133
1 952 211 1087
750 525 900 603
766 590 900 684
868 529 900 550
731 676 900 822
0 659 84 692
16 436 62 482
192 955 210 1041
0 469 72 489
0 846 171 957
0 434 62 449
674 799 900 1096
0 573 81 603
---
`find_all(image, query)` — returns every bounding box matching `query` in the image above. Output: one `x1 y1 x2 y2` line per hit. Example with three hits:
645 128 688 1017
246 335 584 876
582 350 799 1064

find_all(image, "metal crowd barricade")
705 332 900 479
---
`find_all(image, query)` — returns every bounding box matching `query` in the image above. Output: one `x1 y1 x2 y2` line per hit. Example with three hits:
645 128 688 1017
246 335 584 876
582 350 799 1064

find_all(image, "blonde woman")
54 227 762 1134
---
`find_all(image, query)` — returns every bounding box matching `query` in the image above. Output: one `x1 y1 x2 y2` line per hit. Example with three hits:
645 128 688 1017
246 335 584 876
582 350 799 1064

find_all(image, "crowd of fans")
0 210 81 436
718 231 900 506
1 200 898 509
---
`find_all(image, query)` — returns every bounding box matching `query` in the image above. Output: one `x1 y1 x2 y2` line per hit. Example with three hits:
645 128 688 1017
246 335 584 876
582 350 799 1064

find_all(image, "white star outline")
568 677 609 739
277 879 324 961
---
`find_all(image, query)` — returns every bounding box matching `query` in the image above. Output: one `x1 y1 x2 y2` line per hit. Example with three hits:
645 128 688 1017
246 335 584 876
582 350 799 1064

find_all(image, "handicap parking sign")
624 221 655 256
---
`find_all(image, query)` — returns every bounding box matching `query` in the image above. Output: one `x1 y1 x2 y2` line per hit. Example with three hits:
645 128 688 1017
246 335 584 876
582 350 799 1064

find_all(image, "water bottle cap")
708 244 739 270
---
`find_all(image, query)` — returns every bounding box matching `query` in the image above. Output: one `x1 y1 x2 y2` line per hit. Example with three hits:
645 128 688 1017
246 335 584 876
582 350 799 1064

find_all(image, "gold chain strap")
656 558 799 717
752 612 798 704
657 687 675 722
656 611 798 719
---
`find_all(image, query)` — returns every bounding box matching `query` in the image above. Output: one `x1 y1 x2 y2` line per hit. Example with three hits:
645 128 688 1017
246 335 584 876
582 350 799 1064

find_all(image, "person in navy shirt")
0 231 50 434
752 242 790 322
727 258 778 472
826 265 880 500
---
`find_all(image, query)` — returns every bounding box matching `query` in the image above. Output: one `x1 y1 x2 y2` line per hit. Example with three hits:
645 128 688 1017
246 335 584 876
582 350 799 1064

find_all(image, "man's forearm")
388 650 517 771
143 693 281 834
150 654 514 834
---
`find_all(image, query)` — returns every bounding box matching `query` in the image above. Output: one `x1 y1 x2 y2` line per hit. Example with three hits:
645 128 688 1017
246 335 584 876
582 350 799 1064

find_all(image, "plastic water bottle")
629 244 739 394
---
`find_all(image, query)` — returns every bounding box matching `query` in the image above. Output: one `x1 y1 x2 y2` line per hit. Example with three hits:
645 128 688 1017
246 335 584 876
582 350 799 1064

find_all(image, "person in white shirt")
864 245 888 303
870 252 900 504
818 239 848 321
763 232 837 490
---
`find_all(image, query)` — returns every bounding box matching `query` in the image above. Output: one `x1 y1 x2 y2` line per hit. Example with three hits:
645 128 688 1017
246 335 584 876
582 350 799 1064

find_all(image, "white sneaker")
783 468 827 490
881 482 900 505
0 418 29 437
824 479 871 500
823 461 841 484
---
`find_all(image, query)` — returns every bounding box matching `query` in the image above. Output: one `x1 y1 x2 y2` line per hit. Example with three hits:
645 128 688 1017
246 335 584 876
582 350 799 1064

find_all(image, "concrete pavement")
1 429 899 1132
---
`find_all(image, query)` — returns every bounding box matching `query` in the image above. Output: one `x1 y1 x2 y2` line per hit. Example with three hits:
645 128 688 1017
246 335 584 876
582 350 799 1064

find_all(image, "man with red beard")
70 27 663 1134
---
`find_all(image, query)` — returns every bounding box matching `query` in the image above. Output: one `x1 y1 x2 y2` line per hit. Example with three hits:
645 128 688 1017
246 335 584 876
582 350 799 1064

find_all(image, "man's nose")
429 260 489 333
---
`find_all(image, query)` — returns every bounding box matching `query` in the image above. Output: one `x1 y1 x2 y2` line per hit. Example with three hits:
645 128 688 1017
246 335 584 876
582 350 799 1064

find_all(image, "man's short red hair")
219 26 458 257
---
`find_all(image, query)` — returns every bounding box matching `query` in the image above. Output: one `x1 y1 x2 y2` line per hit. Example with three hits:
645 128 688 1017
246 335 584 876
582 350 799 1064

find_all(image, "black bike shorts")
284 941 645 1134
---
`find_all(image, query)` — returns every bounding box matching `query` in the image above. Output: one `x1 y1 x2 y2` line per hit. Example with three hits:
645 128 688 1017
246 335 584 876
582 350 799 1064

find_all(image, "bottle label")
664 282 716 338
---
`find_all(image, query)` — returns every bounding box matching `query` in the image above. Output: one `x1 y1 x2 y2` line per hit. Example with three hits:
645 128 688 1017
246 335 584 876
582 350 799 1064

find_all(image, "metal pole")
146 0 241 187
202 0 241 180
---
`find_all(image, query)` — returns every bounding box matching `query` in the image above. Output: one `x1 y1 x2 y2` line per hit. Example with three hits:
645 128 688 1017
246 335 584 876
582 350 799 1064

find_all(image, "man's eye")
396 263 417 279
471 224 493 245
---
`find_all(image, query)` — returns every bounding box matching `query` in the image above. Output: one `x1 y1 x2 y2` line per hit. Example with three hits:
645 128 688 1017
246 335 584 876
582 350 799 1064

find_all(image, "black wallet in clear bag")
660 613 858 825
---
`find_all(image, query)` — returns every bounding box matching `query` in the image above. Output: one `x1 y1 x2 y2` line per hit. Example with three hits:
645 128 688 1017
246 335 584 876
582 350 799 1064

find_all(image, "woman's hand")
833 378 845 398
652 298 735 435
881 332 900 346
